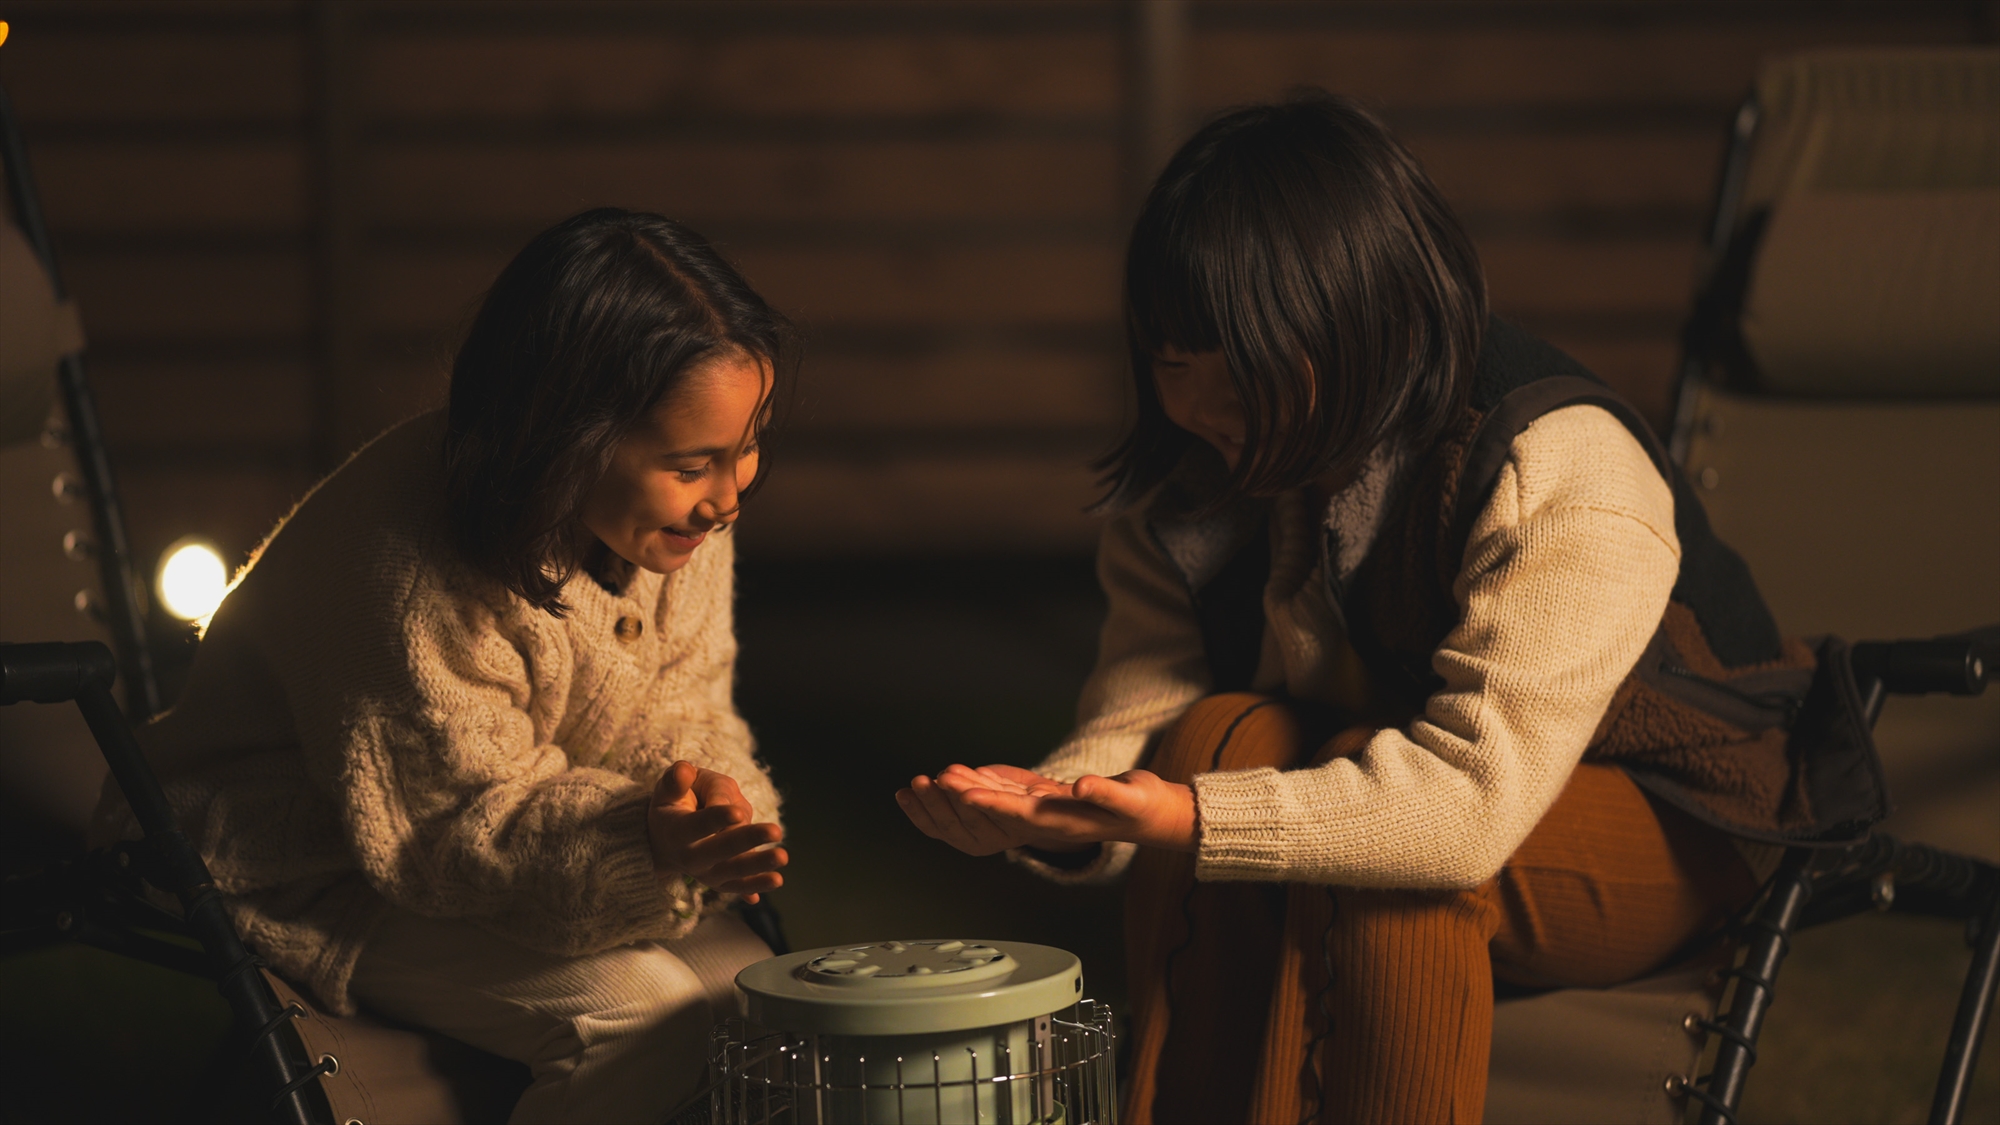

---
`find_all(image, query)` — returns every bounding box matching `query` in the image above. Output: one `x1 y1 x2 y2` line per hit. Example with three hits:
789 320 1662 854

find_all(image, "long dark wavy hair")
1099 89 1487 507
442 208 790 616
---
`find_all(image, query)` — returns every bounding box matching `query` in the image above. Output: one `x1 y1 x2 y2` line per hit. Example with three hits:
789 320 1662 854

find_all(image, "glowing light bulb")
157 539 228 622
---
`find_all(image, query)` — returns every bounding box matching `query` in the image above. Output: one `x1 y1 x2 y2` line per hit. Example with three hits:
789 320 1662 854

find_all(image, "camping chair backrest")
1729 49 2000 399
1680 47 2000 639
0 213 117 854
2 83 159 853
1675 48 2000 861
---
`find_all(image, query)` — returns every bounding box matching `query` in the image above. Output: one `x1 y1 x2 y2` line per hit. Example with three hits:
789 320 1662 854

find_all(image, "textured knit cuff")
1006 840 1137 886
1192 767 1294 882
597 788 703 934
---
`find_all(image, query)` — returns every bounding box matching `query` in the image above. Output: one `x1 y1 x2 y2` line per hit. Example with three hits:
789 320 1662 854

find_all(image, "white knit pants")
349 907 771 1124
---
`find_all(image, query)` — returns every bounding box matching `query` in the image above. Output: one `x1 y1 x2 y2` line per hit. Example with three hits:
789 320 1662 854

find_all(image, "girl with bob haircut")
902 91 1847 1123
96 208 791 1121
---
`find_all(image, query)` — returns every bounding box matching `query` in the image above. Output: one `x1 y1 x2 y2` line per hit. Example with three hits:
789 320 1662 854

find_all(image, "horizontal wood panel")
734 452 1105 556
32 142 308 232
1407 132 1720 218
1478 237 1700 319
357 246 523 335
28 132 1716 239
350 346 1128 457
89 360 315 453
740 242 1123 327
10 0 1979 571
363 31 1119 123
790 346 1125 432
0 31 303 125
362 242 1124 333
329 355 451 461
3 1 298 24
1193 22 1979 114
116 464 316 581
367 137 1119 227
62 251 311 341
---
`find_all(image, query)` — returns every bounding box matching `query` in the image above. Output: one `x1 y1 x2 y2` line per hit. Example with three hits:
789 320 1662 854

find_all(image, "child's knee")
508 945 715 1120
1153 693 1303 780
1331 886 1499 954
557 944 712 1056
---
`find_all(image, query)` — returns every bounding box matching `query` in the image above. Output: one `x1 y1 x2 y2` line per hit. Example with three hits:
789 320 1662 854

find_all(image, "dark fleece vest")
1177 316 1889 845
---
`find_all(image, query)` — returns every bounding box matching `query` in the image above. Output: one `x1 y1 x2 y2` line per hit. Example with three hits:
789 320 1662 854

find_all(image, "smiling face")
581 348 771 575
1151 346 1247 469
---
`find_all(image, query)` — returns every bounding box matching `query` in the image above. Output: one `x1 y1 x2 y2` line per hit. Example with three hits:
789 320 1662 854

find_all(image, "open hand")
897 763 1197 856
648 760 787 903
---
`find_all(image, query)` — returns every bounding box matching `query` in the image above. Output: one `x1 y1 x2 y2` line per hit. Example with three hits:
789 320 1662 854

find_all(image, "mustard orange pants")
1122 695 1758 1125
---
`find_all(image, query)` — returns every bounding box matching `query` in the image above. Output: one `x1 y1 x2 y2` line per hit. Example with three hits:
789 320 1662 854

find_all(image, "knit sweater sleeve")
1193 404 1680 888
291 561 698 955
1011 509 1212 884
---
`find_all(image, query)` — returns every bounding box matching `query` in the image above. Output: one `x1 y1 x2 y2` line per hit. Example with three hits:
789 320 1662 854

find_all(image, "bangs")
1125 240 1223 360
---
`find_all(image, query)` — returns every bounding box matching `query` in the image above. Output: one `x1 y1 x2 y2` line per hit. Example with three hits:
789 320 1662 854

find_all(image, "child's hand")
647 760 787 903
897 764 1197 855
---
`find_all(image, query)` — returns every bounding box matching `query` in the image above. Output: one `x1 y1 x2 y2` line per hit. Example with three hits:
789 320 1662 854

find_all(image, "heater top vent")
803 940 1013 989
738 938 1084 1036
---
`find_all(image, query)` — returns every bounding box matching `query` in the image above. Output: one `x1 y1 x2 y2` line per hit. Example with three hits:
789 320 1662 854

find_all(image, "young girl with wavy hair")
900 92 1848 1123
98 209 789 1121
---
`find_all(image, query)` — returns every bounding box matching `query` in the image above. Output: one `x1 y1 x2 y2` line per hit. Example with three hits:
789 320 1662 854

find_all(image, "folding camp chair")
0 78 343 1124
1485 47 2000 1125
1663 47 2000 1125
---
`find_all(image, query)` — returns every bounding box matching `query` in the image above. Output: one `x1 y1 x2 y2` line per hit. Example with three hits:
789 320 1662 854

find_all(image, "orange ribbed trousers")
1121 694 1757 1125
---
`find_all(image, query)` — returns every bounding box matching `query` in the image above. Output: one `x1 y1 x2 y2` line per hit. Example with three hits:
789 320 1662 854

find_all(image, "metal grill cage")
709 999 1116 1124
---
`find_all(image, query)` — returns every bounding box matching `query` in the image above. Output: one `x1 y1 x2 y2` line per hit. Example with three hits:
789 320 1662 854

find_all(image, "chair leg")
1680 848 1813 1125
1929 892 2000 1125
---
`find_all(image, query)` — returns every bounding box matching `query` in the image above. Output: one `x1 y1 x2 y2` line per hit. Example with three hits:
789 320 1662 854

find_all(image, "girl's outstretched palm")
896 764 1196 856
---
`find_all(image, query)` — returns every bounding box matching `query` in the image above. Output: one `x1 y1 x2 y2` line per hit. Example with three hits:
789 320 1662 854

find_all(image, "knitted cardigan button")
614 615 644 643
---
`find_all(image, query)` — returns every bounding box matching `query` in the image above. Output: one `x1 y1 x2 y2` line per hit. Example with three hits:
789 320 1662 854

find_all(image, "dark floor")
1739 912 2000 1125
2 555 1996 1123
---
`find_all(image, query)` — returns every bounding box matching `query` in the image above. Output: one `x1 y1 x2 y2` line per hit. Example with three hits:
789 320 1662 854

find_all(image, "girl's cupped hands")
896 764 1197 856
648 760 787 903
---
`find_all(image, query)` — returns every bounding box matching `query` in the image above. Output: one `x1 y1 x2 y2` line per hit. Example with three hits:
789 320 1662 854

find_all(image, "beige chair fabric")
0 219 84 448
0 219 109 846
1744 189 2000 396
263 970 530 1125
1485 959 1722 1125
1735 49 2000 398
1740 49 2000 217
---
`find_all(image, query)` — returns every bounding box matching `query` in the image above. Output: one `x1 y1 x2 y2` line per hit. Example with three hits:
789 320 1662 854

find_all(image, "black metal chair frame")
1668 644 2000 1125
1667 91 2000 1125
1 643 337 1124
1 82 335 1124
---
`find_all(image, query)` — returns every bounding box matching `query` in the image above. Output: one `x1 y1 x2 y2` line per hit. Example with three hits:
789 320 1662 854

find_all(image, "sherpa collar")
1143 439 1413 600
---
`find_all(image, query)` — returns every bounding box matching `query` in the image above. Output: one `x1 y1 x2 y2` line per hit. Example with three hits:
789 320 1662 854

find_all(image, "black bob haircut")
443 207 790 616
1099 89 1487 507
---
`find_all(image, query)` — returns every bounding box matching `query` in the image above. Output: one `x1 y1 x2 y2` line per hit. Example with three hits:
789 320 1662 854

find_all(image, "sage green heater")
714 939 1116 1124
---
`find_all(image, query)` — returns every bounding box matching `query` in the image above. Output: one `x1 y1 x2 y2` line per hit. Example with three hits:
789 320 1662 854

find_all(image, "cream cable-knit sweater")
95 412 780 1014
1031 404 1679 889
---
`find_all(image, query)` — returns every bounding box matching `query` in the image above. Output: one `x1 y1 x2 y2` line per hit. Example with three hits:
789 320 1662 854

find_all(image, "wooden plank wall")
2 1 1990 572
